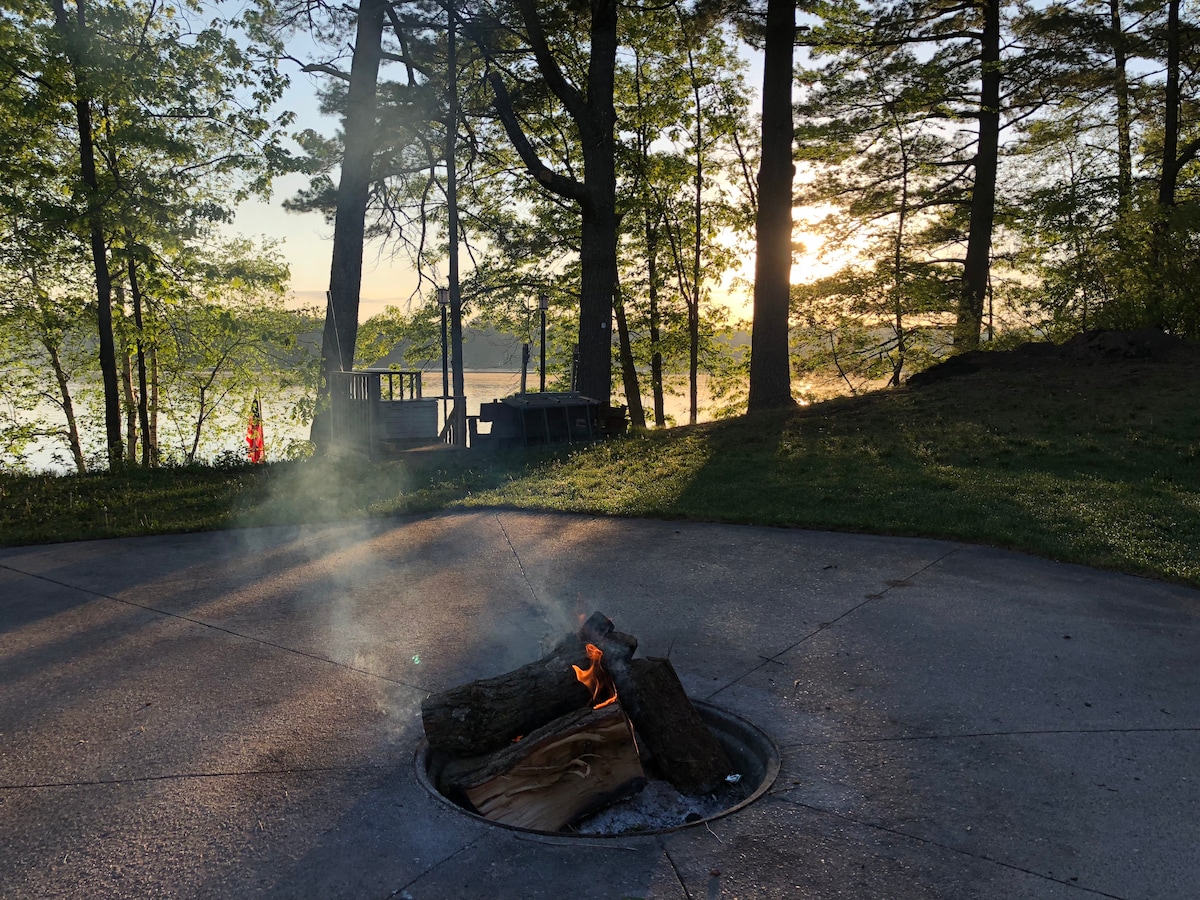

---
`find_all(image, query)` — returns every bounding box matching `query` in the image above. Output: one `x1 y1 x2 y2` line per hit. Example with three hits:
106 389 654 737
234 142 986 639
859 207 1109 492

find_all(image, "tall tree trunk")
101 135 153 465
648 227 665 427
889 109 910 386
190 384 207 463
577 197 617 404
51 0 123 468
1109 0 1132 211
30 270 86 472
127 251 153 465
113 282 137 460
633 52 664 427
953 0 1001 350
42 339 86 474
1158 0 1180 211
490 0 619 406
121 344 137 461
446 0 467 445
102 131 154 465
1151 0 1181 330
575 0 619 406
748 0 796 412
315 0 386 448
149 345 159 459
613 283 646 429
688 46 702 426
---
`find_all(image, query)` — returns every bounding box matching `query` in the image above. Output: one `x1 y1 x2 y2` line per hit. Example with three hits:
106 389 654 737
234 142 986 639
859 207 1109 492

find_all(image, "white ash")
570 778 740 835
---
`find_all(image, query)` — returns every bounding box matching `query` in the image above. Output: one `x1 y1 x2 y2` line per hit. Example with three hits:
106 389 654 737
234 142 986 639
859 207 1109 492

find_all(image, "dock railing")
329 371 375 457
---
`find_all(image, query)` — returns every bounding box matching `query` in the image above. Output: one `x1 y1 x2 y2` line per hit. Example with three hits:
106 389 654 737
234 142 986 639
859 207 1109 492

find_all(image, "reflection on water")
434 371 721 434
456 371 527 406
13 370 727 473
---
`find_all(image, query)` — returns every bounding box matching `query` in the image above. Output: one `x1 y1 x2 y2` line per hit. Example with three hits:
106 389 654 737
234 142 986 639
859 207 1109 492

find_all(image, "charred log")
621 657 732 794
581 614 732 793
580 611 637 657
422 611 731 808
421 640 592 757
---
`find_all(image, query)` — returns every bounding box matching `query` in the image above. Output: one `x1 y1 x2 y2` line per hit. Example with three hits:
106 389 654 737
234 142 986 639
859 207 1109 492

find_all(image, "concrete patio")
1 510 1197 898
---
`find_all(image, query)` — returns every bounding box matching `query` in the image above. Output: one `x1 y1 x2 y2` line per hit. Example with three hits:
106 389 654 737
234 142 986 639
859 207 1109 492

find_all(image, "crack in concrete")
492 512 557 650
658 836 694 900
0 763 385 791
507 834 642 851
0 562 432 695
704 546 964 701
778 725 1200 751
383 839 479 900
775 795 1131 899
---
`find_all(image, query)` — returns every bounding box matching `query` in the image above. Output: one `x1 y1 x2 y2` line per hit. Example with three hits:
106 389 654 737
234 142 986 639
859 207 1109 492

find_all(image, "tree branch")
383 3 417 85
301 62 350 81
486 72 586 204
512 0 587 122
1170 136 1200 179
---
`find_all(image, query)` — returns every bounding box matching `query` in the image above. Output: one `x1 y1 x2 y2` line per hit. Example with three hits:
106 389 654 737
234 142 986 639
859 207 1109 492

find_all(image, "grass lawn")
2 331 1198 587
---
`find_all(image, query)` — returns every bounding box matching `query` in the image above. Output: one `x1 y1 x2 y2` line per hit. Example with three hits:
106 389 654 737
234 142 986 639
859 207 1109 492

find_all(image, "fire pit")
416 699 779 837
414 612 780 837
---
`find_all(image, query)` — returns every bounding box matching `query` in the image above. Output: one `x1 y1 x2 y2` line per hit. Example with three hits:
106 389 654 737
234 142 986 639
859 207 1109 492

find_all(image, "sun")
714 207 863 318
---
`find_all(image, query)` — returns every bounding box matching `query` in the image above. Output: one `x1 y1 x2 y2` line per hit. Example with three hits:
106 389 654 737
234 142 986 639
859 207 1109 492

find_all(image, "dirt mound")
906 329 1196 388
1058 328 1188 360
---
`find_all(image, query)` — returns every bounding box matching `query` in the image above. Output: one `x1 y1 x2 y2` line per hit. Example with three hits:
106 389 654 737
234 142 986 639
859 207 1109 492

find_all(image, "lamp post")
438 287 449 434
538 292 549 393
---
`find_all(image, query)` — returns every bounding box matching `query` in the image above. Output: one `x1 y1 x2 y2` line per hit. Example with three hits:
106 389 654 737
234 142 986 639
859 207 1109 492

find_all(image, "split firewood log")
438 702 646 832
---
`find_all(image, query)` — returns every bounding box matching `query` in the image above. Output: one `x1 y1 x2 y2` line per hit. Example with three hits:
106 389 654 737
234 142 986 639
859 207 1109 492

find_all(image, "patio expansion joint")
777 724 1200 750
506 834 645 851
657 833 696 900
0 562 432 695
775 795 1131 900
0 763 391 792
704 546 965 702
381 838 480 900
492 512 558 649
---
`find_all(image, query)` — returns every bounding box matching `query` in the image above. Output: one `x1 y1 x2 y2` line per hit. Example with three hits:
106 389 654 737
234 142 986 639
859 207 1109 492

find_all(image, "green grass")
3 344 1199 587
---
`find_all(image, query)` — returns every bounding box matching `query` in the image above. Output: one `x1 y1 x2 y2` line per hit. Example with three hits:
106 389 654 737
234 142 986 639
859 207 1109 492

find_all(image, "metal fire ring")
414 699 781 839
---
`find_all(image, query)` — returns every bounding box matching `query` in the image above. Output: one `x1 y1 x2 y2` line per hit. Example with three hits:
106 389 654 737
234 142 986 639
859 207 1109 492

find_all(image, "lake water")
453 371 721 425
428 370 723 437
11 370 727 474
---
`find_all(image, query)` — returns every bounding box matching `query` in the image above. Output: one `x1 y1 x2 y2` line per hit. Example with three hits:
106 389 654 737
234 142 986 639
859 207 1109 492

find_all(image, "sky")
228 61 371 315
226 37 840 324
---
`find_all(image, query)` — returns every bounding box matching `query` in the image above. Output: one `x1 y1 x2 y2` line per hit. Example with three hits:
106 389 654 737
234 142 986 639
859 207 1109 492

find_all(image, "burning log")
421 640 593 757
579 614 732 793
438 703 645 832
621 657 732 794
421 611 733 831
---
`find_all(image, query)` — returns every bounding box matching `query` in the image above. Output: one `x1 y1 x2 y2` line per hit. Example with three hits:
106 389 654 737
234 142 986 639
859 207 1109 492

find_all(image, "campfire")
420 612 737 833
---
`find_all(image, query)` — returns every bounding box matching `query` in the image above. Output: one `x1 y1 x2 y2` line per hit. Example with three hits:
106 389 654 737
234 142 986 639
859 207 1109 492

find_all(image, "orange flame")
572 643 618 709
